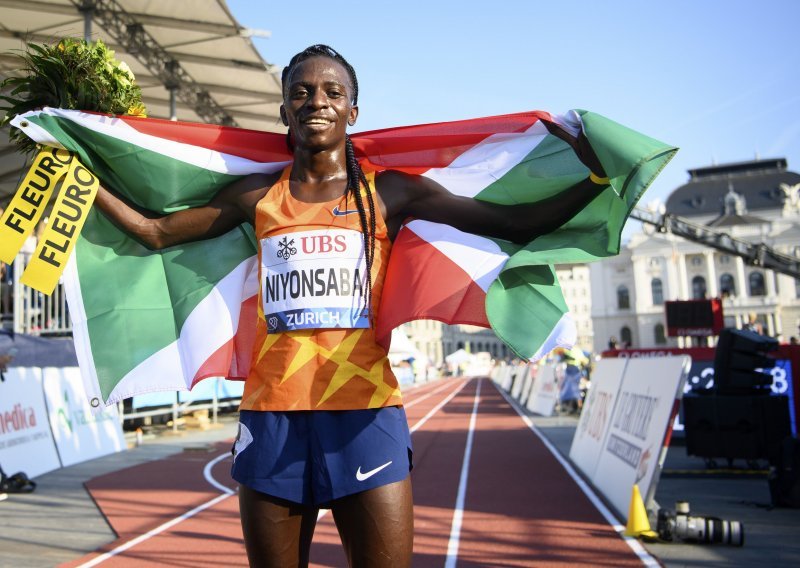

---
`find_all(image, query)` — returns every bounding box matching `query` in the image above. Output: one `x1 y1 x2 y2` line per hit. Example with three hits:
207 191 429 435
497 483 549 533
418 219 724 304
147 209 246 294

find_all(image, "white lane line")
445 378 482 568
82 379 473 563
494 382 661 567
78 450 236 567
76 492 233 567
404 380 463 410
410 379 469 434
204 451 236 495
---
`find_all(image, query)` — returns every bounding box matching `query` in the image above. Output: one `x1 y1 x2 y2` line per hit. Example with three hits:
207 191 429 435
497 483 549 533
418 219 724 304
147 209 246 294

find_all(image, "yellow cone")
624 484 659 538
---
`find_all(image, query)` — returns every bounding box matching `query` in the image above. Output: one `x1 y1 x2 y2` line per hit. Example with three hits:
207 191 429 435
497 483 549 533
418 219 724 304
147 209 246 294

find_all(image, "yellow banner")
0 147 74 263
21 159 99 295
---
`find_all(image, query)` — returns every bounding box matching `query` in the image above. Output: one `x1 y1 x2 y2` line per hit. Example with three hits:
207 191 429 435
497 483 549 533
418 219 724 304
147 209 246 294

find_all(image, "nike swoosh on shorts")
355 460 393 481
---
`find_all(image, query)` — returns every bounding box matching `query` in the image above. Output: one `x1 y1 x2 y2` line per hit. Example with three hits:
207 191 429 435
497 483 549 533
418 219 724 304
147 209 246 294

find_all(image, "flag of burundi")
8 108 676 406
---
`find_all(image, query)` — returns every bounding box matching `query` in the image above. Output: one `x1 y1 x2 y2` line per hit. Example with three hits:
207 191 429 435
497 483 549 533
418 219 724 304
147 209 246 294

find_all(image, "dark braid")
345 135 375 316
282 45 375 323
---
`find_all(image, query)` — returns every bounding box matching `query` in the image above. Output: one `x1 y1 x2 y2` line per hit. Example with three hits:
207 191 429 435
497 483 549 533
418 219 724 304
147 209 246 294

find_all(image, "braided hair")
281 45 376 322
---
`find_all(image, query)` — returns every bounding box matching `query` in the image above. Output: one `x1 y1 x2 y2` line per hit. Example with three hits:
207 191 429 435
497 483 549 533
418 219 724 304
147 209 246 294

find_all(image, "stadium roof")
0 0 285 206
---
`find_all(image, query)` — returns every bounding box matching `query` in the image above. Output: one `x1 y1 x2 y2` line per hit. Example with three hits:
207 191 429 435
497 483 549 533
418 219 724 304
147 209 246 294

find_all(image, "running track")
62 378 658 567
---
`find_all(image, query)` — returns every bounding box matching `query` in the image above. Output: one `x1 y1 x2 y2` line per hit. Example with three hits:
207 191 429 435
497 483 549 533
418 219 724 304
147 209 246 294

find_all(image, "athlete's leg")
239 484 319 567
331 477 413 568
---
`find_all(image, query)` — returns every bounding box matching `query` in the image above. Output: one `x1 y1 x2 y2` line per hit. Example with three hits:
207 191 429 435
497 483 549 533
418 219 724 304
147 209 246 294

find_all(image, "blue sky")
228 0 800 217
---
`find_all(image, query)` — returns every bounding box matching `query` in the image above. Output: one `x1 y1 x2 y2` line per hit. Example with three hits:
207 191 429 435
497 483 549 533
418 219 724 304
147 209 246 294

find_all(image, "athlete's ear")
280 105 289 127
348 105 358 127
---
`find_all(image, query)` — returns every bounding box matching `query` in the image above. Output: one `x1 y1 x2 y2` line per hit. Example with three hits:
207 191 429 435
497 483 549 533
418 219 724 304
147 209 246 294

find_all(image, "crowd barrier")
492 355 690 518
0 362 246 479
0 366 124 479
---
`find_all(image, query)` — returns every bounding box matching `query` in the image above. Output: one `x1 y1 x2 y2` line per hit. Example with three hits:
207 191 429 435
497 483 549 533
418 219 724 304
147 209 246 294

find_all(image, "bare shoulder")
217 170 283 216
375 169 433 211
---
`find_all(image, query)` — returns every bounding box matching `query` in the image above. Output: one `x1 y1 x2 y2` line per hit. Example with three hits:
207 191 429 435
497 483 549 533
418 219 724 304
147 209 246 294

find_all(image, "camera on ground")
656 501 744 546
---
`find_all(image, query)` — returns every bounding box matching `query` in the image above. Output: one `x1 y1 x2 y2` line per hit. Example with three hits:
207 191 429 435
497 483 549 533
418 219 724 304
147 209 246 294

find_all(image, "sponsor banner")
261 229 369 332
527 363 559 417
592 356 690 516
0 368 61 478
0 148 72 263
569 358 628 481
42 367 125 467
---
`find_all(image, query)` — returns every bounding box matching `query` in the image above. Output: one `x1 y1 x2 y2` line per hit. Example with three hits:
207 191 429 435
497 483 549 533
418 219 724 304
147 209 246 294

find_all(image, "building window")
651 278 664 305
795 278 800 299
654 324 667 345
749 272 766 297
720 255 731 265
691 256 703 266
620 326 633 348
692 276 707 299
617 285 630 309
720 273 736 298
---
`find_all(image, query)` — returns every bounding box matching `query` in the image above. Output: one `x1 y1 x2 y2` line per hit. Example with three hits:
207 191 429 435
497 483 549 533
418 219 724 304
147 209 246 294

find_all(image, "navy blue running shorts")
231 406 413 506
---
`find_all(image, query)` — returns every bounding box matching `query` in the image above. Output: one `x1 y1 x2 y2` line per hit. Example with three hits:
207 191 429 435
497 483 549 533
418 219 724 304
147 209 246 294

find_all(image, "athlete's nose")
307 88 329 110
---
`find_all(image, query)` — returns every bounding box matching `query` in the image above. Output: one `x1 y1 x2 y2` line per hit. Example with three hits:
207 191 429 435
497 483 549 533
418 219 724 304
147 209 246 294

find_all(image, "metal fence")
5 252 72 336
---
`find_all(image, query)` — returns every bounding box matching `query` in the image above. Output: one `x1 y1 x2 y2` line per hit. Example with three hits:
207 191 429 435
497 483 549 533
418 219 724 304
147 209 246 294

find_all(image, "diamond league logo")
267 316 279 332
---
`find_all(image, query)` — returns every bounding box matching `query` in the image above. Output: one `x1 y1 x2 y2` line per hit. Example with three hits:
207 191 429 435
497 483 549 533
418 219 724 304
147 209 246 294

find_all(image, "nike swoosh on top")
356 460 393 481
332 205 360 216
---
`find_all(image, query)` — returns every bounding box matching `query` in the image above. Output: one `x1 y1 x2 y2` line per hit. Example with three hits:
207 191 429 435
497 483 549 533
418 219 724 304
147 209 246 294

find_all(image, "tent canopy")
1 0 284 206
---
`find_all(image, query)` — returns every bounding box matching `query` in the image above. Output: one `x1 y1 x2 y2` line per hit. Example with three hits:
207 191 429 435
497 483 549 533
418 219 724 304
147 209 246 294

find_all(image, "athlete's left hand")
543 119 607 179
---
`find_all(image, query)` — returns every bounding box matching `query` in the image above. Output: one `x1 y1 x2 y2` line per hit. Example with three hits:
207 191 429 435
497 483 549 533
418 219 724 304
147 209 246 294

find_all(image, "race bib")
261 228 369 332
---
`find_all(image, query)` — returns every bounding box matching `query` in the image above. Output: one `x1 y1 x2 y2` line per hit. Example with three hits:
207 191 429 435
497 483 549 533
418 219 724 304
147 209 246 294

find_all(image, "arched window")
620 326 633 347
651 278 664 305
719 273 736 298
692 276 707 299
749 272 766 296
654 324 667 345
617 285 630 309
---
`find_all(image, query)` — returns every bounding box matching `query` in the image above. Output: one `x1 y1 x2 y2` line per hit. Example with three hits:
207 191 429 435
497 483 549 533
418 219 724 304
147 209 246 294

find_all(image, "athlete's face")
280 56 358 151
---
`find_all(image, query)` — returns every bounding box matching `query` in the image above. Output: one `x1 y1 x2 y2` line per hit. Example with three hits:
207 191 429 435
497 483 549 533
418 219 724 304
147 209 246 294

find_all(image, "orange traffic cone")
624 484 659 539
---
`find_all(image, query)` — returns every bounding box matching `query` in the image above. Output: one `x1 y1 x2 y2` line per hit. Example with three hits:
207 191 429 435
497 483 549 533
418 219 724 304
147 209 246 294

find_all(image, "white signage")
42 367 126 467
0 368 61 478
527 363 559 417
569 358 628 480
591 356 690 516
261 228 369 332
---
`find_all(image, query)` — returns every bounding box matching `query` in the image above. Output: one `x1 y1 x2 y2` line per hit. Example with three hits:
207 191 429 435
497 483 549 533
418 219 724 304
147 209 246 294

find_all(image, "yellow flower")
126 103 147 117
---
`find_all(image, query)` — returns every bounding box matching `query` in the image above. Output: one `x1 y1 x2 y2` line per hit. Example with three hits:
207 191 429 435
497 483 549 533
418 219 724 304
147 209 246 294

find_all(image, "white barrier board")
591 356 690 516
519 367 534 405
569 358 628 480
0 368 61 478
511 365 529 400
42 367 126 468
527 363 558 417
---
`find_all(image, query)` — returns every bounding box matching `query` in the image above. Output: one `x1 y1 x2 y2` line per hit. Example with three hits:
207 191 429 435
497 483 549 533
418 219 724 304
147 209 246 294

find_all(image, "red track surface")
62 378 650 567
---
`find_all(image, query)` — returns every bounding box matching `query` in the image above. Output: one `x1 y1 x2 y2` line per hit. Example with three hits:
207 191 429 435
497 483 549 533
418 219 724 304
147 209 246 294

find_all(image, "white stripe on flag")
404 220 508 292
14 108 289 176
422 120 549 198
530 312 577 362
107 254 259 403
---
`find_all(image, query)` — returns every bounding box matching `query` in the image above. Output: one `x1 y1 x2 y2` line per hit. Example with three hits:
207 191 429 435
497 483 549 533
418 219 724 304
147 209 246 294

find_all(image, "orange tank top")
240 167 402 411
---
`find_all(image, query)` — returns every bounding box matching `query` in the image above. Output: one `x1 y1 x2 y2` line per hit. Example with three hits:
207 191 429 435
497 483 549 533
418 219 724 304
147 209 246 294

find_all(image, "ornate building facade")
590 158 800 351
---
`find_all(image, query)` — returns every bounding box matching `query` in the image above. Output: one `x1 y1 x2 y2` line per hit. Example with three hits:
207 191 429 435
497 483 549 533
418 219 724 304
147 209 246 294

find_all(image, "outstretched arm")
94 172 277 250
377 120 609 243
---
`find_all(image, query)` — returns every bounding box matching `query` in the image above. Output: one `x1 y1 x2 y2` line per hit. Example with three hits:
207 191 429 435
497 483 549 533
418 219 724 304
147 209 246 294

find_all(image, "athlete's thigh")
331 477 413 568
239 484 319 567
